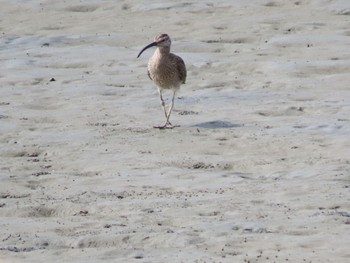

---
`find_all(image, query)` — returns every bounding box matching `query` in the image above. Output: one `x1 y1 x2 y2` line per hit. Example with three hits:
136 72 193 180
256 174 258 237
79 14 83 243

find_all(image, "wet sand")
0 1 350 262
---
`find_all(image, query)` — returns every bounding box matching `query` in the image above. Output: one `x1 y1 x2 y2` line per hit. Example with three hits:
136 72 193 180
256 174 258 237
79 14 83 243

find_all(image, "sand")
0 0 350 262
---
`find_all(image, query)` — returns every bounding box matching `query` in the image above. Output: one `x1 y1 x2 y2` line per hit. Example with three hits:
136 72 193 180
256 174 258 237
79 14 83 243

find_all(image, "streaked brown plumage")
137 33 186 129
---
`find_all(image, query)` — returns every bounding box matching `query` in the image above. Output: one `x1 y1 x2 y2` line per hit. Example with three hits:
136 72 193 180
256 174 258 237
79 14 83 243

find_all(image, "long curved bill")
137 42 158 58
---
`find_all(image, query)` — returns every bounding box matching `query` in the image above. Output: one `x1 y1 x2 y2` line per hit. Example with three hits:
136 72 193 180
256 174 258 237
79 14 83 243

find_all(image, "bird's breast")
148 55 182 89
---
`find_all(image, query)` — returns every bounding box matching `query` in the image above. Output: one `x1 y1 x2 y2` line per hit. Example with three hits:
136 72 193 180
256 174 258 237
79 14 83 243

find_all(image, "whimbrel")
137 33 187 129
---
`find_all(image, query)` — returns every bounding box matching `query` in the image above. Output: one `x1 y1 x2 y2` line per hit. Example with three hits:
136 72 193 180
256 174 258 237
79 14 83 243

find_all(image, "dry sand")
1 0 350 262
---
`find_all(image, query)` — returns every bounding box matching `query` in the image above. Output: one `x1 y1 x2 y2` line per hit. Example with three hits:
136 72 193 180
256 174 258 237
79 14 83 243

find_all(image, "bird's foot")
154 121 180 129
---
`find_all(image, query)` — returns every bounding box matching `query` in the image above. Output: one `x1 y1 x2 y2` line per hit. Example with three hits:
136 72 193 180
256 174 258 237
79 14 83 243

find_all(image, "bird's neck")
156 46 170 56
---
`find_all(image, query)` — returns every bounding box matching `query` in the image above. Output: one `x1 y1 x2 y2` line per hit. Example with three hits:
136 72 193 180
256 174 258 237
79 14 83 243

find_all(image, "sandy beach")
1 0 350 262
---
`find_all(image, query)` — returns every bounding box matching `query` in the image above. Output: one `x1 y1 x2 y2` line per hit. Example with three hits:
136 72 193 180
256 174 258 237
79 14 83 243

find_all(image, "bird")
137 33 187 129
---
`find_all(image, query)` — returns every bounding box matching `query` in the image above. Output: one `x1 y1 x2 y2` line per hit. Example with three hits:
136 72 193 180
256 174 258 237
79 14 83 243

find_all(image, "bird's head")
154 33 171 48
137 33 171 58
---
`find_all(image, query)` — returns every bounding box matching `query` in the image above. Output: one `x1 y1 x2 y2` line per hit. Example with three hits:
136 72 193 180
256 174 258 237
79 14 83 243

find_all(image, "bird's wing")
176 56 187 84
170 53 186 84
147 69 152 80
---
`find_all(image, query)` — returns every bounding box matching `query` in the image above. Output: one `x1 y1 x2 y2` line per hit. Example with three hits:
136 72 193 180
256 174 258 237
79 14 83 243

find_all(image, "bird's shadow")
193 120 243 129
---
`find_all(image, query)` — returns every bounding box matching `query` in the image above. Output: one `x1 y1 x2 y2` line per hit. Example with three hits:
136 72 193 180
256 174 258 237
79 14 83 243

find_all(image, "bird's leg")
165 90 176 125
154 88 170 129
154 89 179 129
158 88 168 119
